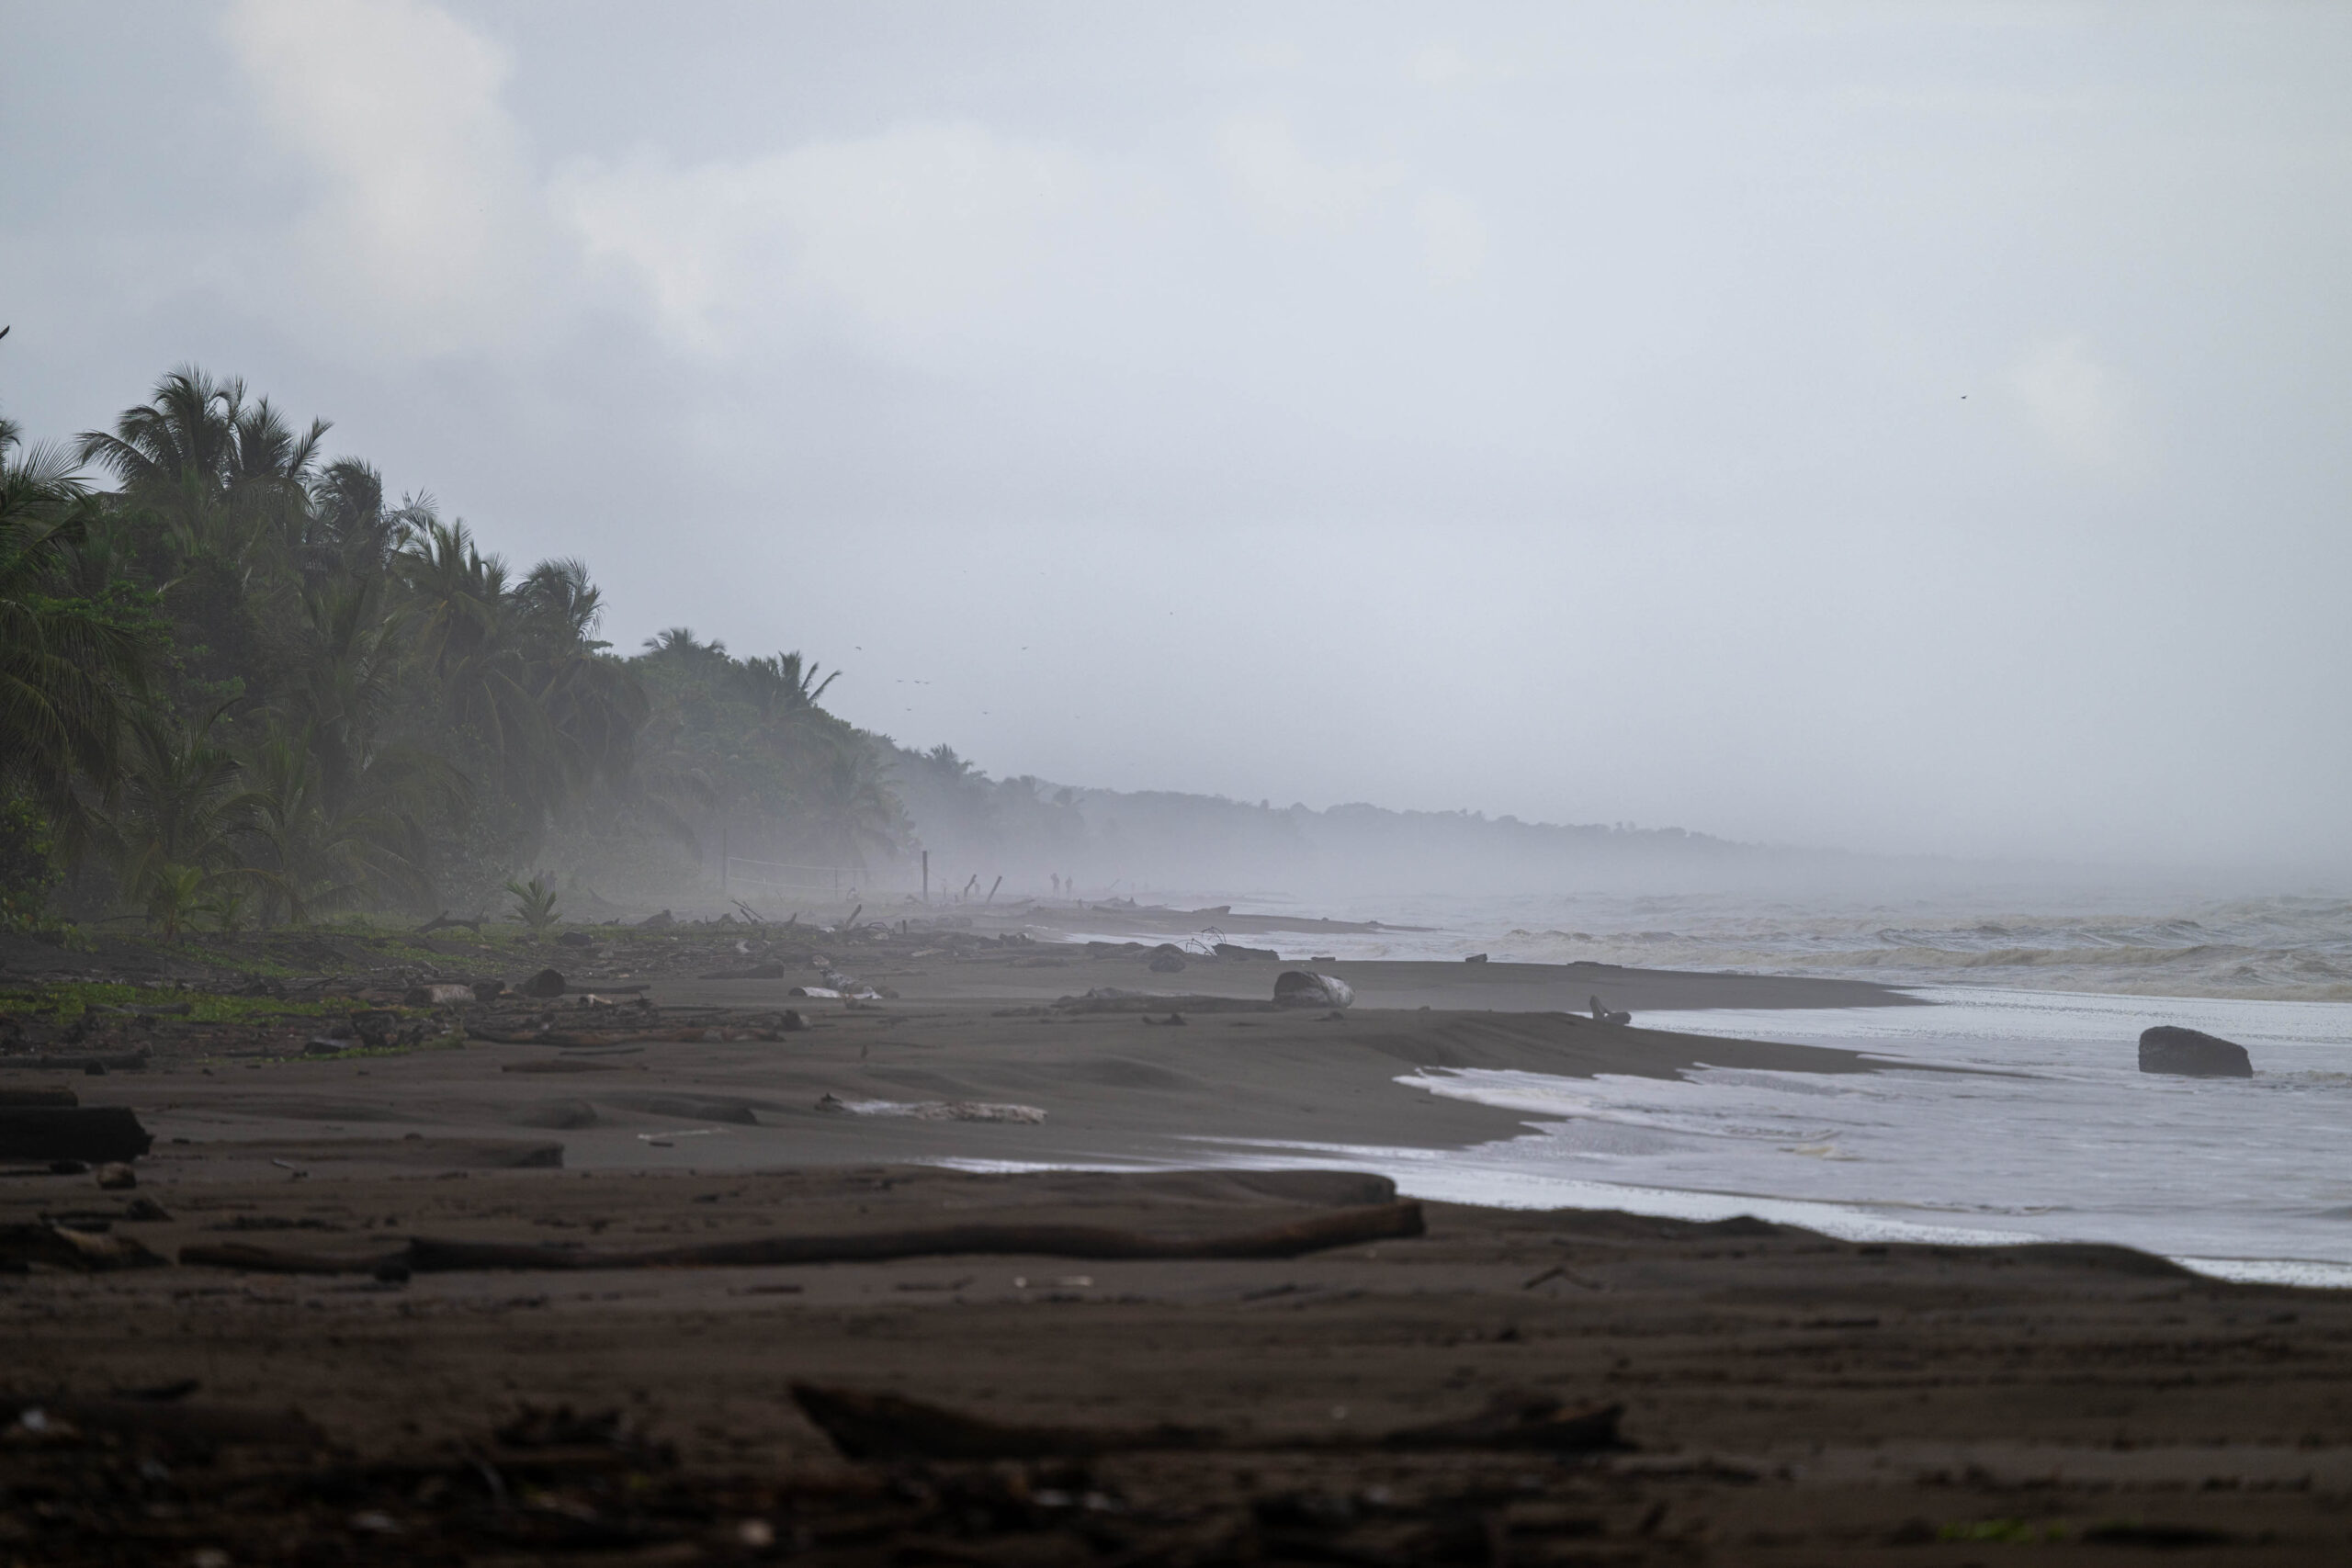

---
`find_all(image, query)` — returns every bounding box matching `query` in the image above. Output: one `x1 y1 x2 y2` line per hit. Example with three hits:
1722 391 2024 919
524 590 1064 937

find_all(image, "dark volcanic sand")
5 948 2349 1562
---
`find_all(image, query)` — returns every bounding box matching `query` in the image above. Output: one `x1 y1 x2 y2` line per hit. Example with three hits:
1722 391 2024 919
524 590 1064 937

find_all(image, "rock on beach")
2138 1025 2253 1078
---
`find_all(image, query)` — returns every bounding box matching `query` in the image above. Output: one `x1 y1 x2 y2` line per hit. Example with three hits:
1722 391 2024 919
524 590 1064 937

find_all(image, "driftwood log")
788 1383 1623 1462
181 1201 1425 1276
6 1395 326 1455
1 1224 167 1272
405 1200 1422 1273
0 1052 152 1074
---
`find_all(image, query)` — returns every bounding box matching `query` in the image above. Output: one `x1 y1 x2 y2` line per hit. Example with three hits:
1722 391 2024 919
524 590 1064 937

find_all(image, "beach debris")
1589 995 1632 1025
181 1200 1430 1278
522 967 568 998
818 1093 1046 1123
789 985 842 999
470 977 506 1003
0 1106 153 1164
94 1161 136 1190
0 1222 167 1271
1273 971 1355 1010
0 1051 152 1074
787 1382 1621 1463
8 1396 325 1456
2138 1025 2253 1077
1146 943 1187 973
1214 942 1280 961
1464 952 1488 964
413 909 485 935
556 930 595 948
401 982 478 1006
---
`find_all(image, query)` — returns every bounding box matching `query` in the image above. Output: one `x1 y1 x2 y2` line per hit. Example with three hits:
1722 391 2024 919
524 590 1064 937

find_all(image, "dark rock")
1274 971 1355 1009
1464 953 1489 964
522 968 567 999
0 1108 154 1164
1148 953 1187 974
638 909 674 929
556 931 594 948
95 1162 137 1190
470 977 506 1003
2138 1026 2253 1077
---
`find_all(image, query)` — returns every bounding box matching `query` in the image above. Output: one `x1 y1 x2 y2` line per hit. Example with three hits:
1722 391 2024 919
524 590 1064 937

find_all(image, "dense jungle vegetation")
0 364 944 933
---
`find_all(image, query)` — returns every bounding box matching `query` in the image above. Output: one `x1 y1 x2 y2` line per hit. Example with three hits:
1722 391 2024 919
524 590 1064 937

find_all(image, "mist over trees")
0 365 915 931
4 362 1849 935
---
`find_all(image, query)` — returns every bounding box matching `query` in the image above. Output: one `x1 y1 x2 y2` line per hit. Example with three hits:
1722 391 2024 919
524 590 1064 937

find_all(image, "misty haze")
4 4 2350 1560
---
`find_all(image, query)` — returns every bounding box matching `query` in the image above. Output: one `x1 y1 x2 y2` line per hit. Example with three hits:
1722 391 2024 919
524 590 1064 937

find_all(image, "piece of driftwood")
0 1052 152 1074
0 1223 167 1271
15 1395 327 1453
791 1384 1218 1461
0 1107 154 1163
177 1241 406 1276
1051 991 1275 1015
413 909 485 935
401 1200 1423 1274
1377 1390 1625 1451
787 1383 1623 1462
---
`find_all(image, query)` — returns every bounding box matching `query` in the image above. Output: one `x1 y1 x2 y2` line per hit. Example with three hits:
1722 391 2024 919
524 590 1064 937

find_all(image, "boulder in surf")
2138 1025 2252 1078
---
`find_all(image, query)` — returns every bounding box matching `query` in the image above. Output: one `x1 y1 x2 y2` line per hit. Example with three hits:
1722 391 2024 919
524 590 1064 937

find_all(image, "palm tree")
98 706 281 931
801 739 905 871
735 650 838 722
0 421 154 840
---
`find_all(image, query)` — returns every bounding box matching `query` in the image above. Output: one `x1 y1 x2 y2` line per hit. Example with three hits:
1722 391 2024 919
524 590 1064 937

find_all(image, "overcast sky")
4 1 2347 871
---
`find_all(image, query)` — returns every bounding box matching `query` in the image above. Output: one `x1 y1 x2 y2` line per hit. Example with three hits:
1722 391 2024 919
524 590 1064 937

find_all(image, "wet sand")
6 943 2350 1561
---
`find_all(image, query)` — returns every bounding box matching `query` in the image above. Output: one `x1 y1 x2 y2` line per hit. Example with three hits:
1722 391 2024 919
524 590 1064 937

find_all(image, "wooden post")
984 874 1001 906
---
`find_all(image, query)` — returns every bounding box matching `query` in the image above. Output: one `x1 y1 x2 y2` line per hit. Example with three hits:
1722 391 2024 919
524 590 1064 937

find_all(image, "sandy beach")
5 919 2350 1562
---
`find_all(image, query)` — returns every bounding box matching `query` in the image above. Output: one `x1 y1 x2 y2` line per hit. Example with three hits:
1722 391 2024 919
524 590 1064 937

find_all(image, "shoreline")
8 930 2352 1558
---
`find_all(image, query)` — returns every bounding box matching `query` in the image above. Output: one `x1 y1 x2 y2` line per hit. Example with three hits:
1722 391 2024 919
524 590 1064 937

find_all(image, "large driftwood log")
176 1241 407 1276
180 1201 1425 1277
9 1395 327 1454
788 1382 1623 1462
402 1200 1424 1274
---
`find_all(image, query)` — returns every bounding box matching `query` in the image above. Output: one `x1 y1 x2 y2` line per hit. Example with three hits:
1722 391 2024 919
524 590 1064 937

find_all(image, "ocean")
1071 888 2352 1286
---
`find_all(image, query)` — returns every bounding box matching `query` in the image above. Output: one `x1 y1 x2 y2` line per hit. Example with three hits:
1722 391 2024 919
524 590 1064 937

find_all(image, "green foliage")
0 790 60 930
503 874 560 934
0 362 920 926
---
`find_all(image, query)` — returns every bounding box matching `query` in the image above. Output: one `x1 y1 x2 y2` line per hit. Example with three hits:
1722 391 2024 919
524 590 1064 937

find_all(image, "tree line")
0 364 911 933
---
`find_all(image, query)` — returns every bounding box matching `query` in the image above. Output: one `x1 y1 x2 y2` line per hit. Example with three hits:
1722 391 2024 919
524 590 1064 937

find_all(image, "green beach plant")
503 874 560 936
